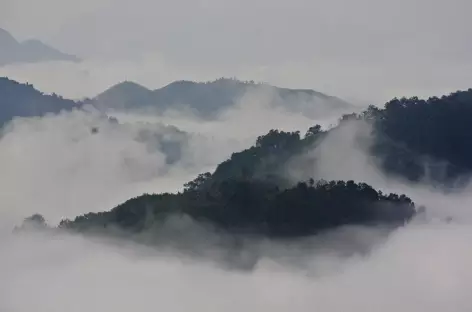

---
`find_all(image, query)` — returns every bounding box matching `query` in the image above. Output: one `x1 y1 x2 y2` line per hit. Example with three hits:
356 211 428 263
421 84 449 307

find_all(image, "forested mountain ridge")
50 87 472 242
0 77 83 125
367 89 472 184
204 88 472 187
2 76 471 185
93 78 353 118
56 123 417 239
9 81 472 245
59 179 415 238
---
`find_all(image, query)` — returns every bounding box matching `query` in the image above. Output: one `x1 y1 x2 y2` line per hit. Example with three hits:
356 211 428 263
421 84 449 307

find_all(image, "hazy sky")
1 0 472 102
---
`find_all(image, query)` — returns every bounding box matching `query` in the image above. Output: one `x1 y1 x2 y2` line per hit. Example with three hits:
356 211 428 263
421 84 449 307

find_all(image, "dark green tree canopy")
61 177 415 238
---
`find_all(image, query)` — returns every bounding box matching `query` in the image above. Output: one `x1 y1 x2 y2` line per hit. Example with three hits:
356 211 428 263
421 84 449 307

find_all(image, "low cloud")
287 118 472 223
1 85 472 311
2 216 472 311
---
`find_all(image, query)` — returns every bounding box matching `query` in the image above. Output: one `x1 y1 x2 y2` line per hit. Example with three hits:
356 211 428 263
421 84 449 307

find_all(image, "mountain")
49 87 472 248
201 88 472 188
59 179 415 237
4 76 472 188
0 28 80 66
0 77 83 125
94 81 154 110
93 78 353 118
54 123 418 243
367 89 472 185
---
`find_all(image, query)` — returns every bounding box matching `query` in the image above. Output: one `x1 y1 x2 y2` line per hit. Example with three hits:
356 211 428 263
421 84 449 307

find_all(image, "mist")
2 0 472 309
0 82 471 311
0 87 342 228
2 55 472 106
0 111 221 228
288 119 472 222
3 0 472 104
2 216 472 311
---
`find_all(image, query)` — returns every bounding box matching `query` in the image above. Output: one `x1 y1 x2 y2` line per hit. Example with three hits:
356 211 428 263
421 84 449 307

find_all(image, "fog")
0 83 471 311
2 0 472 309
2 55 472 106
0 89 340 227
290 119 472 222
1 221 471 312
3 0 472 103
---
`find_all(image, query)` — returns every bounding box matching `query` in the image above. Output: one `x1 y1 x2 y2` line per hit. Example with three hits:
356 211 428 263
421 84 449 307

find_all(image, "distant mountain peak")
94 81 154 111
0 28 80 66
93 78 354 118
98 81 153 98
112 80 150 90
0 27 16 38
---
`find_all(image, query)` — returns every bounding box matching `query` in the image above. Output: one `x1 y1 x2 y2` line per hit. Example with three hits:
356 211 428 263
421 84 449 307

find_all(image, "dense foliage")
366 89 472 184
182 86 472 189
208 88 472 186
60 178 415 237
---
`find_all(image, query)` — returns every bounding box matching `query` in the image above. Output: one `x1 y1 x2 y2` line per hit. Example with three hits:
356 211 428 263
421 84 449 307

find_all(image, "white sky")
1 0 472 103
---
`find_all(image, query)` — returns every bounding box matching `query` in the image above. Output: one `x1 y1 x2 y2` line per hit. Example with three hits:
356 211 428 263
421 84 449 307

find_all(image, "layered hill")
54 87 472 243
2 76 472 187
93 78 353 118
0 28 80 66
0 77 83 125
198 88 472 187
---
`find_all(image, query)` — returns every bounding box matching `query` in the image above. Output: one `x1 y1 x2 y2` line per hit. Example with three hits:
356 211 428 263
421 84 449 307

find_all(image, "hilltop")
93 78 353 118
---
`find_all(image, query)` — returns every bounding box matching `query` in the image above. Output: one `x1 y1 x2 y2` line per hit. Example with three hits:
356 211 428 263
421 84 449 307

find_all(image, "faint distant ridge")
0 28 80 66
93 77 353 118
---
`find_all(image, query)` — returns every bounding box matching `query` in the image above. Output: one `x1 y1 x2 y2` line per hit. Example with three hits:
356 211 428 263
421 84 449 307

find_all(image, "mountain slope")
55 124 418 240
0 28 80 66
367 89 472 184
0 78 82 125
93 78 353 118
32 87 472 254
94 81 155 111
205 88 472 187
60 178 415 238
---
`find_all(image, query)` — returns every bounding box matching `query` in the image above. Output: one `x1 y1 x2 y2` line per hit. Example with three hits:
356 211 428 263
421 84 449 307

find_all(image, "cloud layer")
0 75 471 311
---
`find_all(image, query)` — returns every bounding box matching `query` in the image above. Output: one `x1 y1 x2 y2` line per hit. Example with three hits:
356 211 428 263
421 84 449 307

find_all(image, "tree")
183 172 212 191
13 214 47 232
305 125 321 138
62 177 416 237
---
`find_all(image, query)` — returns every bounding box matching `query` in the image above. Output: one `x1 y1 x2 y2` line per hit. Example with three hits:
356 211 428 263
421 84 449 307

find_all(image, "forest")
15 84 472 241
